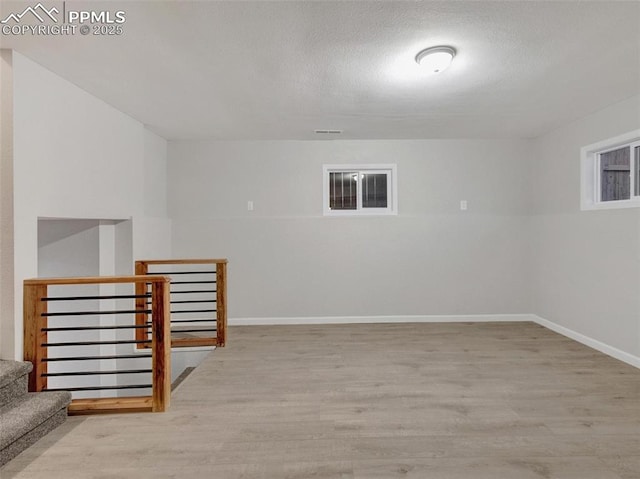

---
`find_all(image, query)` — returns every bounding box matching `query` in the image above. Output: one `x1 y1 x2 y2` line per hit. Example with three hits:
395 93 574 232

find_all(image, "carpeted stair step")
0 360 32 407
0 391 72 466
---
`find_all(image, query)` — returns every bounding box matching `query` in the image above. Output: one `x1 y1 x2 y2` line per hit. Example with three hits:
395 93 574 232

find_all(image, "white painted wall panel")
530 95 640 357
168 139 531 319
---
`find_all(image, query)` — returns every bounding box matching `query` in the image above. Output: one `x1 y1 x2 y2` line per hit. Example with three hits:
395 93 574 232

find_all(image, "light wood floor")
2 322 639 478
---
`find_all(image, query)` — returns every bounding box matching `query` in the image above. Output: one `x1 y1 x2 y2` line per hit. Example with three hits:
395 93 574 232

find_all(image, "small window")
581 131 640 210
323 164 397 215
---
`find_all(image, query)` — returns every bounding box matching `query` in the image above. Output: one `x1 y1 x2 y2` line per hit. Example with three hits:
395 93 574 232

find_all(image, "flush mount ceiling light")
415 46 456 74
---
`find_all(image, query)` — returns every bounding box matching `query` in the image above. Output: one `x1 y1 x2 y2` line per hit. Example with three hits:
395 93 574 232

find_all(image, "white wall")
2 52 171 360
38 220 101 275
144 129 168 218
168 139 531 320
530 95 640 359
135 129 171 265
0 50 15 358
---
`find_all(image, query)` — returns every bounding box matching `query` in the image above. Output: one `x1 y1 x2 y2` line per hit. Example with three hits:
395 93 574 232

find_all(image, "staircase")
0 360 71 466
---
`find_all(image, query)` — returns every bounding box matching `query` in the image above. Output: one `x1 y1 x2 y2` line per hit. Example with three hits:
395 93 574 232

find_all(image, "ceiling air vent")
314 130 343 134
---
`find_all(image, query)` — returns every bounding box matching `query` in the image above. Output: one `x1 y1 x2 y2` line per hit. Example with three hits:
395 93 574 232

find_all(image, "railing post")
151 277 171 412
135 261 149 348
216 261 227 347
23 283 48 392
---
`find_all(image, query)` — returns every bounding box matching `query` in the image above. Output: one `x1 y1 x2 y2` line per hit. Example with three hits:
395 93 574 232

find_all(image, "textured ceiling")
2 1 639 140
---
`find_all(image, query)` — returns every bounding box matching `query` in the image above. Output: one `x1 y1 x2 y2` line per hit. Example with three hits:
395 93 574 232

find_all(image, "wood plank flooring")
2 322 639 478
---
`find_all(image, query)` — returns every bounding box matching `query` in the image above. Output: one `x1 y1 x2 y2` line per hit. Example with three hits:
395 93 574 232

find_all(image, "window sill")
323 211 398 217
581 199 640 211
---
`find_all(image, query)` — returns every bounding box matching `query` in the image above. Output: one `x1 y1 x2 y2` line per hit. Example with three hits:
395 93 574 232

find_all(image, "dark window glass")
329 171 357 210
635 146 639 197
600 146 630 202
362 173 388 208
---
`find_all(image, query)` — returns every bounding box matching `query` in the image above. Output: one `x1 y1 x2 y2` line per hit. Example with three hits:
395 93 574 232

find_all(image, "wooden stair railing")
23 275 171 414
135 259 227 348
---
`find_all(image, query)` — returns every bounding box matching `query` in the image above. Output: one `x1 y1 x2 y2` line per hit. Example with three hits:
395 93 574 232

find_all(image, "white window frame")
580 130 640 211
323 164 398 216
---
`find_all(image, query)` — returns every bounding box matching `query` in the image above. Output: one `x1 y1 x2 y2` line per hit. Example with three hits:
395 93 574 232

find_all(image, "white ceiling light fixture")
415 45 456 74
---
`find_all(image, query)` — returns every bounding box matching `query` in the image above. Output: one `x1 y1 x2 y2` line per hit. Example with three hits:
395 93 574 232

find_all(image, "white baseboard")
171 346 215 354
229 314 533 326
229 313 639 369
531 315 640 369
